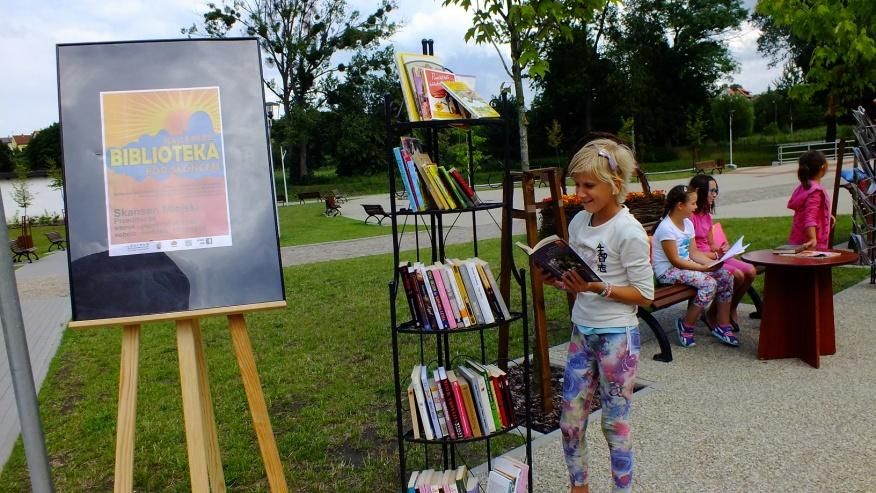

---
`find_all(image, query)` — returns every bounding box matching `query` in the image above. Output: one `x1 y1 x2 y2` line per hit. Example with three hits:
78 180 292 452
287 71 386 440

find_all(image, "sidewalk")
1 164 870 489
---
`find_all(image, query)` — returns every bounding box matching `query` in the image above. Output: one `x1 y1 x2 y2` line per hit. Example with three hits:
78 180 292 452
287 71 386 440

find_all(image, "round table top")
742 249 860 268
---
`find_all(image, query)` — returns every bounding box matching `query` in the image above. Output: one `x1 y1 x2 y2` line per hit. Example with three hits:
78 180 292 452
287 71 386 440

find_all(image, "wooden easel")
69 301 289 493
498 167 574 412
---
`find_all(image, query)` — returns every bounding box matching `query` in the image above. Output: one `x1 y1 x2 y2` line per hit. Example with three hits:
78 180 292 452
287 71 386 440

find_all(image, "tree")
546 119 563 166
24 123 61 171
184 0 397 178
710 93 754 140
441 0 607 170
608 0 747 148
686 107 708 162
11 163 35 245
756 0 876 141
0 142 12 173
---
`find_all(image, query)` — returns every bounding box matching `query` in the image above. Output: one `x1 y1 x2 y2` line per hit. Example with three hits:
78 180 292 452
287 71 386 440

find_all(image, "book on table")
515 235 602 282
772 244 806 254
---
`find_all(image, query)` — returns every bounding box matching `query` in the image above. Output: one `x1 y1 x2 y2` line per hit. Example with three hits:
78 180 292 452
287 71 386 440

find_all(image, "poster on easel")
100 86 233 257
58 39 285 322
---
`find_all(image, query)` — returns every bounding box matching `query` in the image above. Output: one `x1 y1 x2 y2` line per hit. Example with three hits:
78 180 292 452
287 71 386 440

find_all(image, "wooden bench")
694 159 725 174
330 189 348 204
45 231 67 251
9 239 39 263
324 195 341 217
362 204 391 225
637 284 697 362
297 191 323 204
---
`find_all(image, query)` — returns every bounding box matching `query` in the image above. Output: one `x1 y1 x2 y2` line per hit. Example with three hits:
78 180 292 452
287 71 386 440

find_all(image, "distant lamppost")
264 101 288 206
728 109 735 167
265 101 282 237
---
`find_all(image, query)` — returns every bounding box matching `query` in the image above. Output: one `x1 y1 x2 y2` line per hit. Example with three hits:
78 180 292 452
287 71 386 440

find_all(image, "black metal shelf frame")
383 91 534 493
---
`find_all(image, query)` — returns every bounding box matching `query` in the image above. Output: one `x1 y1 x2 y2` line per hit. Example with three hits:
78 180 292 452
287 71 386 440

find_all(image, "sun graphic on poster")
101 87 222 148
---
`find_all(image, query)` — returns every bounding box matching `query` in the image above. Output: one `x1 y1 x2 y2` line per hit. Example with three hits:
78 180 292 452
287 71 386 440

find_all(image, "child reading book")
652 185 738 347
787 150 835 249
688 174 755 330
539 137 653 493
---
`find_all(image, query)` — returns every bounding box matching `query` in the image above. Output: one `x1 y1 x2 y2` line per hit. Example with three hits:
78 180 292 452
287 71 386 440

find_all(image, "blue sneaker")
675 318 696 347
711 324 739 347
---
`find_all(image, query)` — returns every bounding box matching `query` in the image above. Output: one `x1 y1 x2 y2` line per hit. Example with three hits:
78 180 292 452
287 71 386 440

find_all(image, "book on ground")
516 235 602 282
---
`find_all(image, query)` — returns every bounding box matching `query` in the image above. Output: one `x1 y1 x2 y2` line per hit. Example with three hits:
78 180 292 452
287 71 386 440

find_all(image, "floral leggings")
657 266 734 308
560 327 639 492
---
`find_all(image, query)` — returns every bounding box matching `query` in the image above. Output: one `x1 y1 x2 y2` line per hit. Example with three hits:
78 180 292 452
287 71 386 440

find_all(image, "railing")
776 139 855 165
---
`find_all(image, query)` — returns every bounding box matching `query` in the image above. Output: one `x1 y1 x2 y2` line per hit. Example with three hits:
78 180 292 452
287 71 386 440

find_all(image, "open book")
515 235 602 283
706 235 749 267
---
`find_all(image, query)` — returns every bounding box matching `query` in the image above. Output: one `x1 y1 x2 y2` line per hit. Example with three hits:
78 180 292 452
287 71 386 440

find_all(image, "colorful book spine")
397 263 420 326
425 268 450 329
407 382 421 440
393 147 419 210
401 149 426 211
438 165 471 208
446 370 472 438
464 261 495 324
411 365 435 440
413 265 437 330
453 260 484 325
436 367 463 439
475 262 505 321
442 264 471 326
419 365 443 439
417 263 444 330
436 265 463 326
428 376 450 438
448 167 483 205
478 260 512 320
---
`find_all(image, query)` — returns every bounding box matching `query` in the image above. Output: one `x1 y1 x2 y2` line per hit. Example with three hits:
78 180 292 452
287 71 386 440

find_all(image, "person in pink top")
688 174 756 329
787 150 834 249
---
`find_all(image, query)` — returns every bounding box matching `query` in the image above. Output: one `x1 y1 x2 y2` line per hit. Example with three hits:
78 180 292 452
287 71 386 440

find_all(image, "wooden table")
741 249 859 368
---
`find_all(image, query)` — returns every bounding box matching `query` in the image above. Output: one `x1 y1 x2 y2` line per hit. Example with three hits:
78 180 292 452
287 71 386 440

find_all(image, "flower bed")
538 190 666 239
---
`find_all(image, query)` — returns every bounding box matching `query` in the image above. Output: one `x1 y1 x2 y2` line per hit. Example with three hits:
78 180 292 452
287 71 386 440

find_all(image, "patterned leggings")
560 327 639 492
657 267 734 308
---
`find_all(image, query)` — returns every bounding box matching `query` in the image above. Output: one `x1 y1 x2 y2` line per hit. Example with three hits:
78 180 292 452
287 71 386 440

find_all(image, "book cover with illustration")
516 235 603 282
420 68 466 120
442 80 500 118
100 86 232 256
394 52 447 122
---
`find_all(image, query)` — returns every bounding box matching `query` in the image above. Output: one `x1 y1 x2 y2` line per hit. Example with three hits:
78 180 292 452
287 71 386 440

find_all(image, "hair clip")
597 149 619 172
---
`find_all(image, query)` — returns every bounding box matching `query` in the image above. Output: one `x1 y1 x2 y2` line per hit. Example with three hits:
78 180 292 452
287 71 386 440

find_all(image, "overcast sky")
0 0 780 137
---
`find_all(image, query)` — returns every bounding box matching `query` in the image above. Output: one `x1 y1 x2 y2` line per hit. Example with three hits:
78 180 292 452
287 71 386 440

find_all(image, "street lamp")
728 109 735 168
264 101 288 206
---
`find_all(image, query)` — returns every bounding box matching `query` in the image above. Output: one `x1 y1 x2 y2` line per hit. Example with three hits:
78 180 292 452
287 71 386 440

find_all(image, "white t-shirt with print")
567 206 655 328
652 216 695 278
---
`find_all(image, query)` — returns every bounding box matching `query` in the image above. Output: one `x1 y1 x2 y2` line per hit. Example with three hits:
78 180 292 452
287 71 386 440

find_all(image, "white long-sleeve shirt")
567 206 654 328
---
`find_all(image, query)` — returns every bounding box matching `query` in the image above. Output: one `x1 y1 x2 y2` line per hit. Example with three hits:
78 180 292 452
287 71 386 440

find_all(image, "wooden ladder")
499 167 574 412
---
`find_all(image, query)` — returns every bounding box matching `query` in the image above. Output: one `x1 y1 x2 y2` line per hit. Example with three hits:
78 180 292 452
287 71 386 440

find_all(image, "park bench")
330 189 349 204
297 191 323 204
9 239 39 263
362 204 391 225
44 231 67 251
694 159 725 174
324 195 341 217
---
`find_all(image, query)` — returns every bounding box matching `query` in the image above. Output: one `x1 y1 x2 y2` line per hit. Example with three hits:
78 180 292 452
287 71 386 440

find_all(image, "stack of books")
393 137 484 211
408 361 516 442
395 52 500 122
407 466 478 493
397 257 511 331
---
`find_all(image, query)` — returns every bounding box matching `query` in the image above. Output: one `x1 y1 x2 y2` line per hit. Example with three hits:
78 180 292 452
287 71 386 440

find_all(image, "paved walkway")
1 164 870 490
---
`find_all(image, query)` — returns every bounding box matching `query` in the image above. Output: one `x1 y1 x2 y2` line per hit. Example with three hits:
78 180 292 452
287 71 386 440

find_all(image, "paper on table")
706 236 748 267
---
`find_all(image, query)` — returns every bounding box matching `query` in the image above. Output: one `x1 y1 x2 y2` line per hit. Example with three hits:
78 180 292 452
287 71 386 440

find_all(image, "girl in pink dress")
787 150 833 249
688 174 756 329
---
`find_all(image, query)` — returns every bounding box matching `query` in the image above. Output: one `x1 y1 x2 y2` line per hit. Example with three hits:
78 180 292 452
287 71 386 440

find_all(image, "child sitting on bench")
652 185 738 348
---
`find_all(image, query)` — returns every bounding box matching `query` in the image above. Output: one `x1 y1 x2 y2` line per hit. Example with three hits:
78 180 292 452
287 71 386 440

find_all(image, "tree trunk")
298 136 308 180
825 95 837 143
512 60 529 171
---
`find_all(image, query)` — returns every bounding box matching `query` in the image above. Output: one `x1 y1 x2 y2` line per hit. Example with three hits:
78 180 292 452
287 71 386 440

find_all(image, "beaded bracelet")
599 282 612 298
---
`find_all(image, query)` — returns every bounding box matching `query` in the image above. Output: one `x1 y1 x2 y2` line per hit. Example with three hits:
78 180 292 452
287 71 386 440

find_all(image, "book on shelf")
397 136 487 211
465 360 502 430
407 382 422 440
420 67 467 120
487 469 515 493
462 260 496 324
411 366 435 440
407 467 479 493
398 262 421 328
492 456 529 493
474 259 511 320
450 259 485 326
772 243 805 254
456 363 493 434
447 370 477 437
448 167 484 206
439 263 471 327
436 266 463 326
487 364 516 427
393 147 424 211
427 372 450 438
435 367 462 439
441 80 501 119
427 266 456 329
416 263 444 330
395 52 448 122
516 234 603 283
446 261 475 326
418 365 443 439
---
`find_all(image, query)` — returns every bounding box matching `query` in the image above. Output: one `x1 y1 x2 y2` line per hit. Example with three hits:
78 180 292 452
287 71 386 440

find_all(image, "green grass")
276 202 422 247
0 215 868 491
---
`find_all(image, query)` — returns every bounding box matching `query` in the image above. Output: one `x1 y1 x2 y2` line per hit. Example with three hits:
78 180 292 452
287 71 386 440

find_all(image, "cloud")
724 20 783 95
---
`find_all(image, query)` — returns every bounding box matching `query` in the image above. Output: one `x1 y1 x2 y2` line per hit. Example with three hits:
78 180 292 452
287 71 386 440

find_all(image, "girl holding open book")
652 185 738 348
688 174 756 330
541 138 654 493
